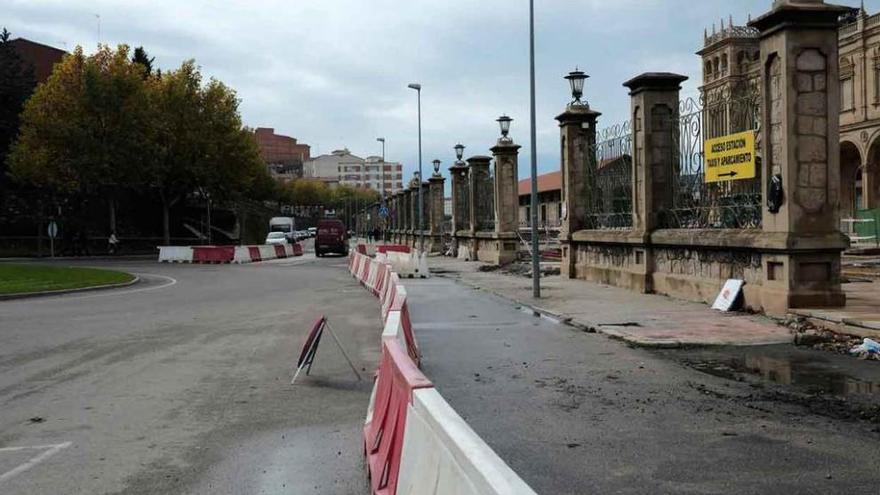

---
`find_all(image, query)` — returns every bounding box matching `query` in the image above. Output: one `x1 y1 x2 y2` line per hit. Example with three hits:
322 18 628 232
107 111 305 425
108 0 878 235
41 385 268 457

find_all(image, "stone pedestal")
490 140 521 265
428 175 446 254
557 104 601 277
449 160 470 257
750 0 849 314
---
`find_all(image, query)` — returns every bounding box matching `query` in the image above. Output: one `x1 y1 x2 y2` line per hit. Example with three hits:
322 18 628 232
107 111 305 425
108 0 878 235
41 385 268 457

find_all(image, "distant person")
108 231 119 255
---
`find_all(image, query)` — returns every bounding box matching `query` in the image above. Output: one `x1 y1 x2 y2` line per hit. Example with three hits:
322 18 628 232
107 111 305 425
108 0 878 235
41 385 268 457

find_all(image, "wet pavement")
406 276 880 494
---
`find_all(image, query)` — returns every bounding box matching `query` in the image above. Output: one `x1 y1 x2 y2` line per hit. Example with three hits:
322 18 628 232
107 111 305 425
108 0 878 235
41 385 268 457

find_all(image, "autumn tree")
0 28 36 190
8 45 152 233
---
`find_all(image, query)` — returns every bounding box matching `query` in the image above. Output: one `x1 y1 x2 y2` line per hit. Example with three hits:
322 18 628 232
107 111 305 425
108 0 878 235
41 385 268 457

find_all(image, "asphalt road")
406 277 880 495
0 246 378 494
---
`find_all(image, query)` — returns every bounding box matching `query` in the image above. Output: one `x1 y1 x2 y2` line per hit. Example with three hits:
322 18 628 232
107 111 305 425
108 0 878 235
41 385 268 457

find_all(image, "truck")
268 217 296 242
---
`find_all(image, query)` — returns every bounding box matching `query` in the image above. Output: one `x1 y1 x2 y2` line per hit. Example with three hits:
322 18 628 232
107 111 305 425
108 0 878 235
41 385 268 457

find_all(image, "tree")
8 45 151 233
0 28 36 189
144 61 268 244
131 46 154 77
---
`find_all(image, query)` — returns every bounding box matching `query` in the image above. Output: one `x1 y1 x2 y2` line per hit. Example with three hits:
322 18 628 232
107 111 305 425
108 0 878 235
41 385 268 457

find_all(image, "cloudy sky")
4 0 873 182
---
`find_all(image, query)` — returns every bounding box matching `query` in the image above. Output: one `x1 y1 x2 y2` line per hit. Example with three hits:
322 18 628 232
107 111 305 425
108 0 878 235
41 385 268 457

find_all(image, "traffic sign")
379 206 389 218
47 221 58 239
704 130 756 183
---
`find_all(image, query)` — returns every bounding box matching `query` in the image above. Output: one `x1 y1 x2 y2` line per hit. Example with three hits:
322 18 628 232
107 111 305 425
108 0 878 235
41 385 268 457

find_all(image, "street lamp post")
377 137 386 243
407 82 424 253
528 0 540 298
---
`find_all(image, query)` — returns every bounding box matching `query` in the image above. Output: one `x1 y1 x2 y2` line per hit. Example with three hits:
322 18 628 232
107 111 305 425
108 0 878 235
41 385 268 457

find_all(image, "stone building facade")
699 7 880 221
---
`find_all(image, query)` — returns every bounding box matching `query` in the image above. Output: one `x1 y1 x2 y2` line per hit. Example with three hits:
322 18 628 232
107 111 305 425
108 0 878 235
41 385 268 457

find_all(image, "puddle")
687 353 880 397
516 306 563 325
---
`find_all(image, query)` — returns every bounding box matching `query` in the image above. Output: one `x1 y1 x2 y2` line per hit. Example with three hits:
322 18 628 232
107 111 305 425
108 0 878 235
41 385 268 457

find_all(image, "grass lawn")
0 264 135 295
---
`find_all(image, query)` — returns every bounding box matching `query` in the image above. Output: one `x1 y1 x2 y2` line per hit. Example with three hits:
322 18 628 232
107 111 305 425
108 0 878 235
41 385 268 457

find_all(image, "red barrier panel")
357 244 368 255
246 246 261 262
192 246 235 263
377 245 411 254
364 339 432 495
373 263 389 297
274 244 287 258
293 242 304 256
398 299 421 367
360 257 372 284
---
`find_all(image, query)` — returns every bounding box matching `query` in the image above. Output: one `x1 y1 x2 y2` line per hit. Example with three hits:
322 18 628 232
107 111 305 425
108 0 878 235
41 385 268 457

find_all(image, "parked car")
265 232 289 245
315 219 348 257
307 227 317 238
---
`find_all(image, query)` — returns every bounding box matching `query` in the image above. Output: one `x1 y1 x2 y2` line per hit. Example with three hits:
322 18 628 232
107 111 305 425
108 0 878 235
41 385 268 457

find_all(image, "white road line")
0 442 71 483
19 274 177 303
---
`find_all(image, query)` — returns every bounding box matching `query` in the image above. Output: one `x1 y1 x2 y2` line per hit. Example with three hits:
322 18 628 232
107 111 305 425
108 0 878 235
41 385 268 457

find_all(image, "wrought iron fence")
661 88 762 229
587 121 634 229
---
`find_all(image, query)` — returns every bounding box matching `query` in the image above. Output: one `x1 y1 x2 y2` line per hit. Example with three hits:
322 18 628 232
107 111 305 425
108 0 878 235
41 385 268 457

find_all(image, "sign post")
47 221 58 258
704 130 757 183
291 315 362 385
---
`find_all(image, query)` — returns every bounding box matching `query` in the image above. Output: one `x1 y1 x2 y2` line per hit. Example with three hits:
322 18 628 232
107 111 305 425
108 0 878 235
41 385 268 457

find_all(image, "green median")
0 264 135 295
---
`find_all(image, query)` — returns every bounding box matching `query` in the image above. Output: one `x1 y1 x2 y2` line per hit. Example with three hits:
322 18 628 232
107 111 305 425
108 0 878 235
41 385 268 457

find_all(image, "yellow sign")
704 130 756 183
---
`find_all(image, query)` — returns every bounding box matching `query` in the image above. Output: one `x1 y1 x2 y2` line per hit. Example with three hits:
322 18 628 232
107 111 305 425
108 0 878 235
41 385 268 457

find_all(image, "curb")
788 310 880 340
435 273 794 349
0 275 140 301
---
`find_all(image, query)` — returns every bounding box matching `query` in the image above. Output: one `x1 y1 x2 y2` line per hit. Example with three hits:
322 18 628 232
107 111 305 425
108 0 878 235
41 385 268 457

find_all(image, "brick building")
253 128 310 182
518 171 562 229
9 38 66 84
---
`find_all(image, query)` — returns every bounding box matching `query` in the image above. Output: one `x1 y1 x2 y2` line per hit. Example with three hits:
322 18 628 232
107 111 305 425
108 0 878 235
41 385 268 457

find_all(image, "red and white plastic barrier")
396 388 537 495
160 243 303 264
158 246 194 263
350 249 535 495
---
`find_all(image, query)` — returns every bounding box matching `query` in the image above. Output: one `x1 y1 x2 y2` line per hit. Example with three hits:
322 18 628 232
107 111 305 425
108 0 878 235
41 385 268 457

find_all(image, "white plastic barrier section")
382 310 408 357
258 245 277 261
232 246 253 263
387 251 417 277
397 388 538 495
416 251 430 278
158 246 193 263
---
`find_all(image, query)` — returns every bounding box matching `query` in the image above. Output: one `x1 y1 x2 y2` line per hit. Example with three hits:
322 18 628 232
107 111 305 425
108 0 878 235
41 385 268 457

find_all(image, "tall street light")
407 82 424 252
377 137 386 243
528 0 540 298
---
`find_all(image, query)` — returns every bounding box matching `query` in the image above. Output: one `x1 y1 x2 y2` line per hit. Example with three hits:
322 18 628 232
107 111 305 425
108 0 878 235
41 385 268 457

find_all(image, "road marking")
19 274 177 303
0 442 71 483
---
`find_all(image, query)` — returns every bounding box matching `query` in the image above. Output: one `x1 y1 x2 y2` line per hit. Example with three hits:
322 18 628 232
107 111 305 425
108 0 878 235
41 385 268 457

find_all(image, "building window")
841 77 855 111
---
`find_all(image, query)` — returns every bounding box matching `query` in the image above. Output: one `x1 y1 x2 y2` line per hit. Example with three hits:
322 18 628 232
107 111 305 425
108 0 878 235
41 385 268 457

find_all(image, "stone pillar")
450 160 470 233
556 105 601 236
429 174 446 253
421 181 431 233
556 104 601 277
490 140 521 234
623 72 688 233
467 156 492 232
750 0 848 313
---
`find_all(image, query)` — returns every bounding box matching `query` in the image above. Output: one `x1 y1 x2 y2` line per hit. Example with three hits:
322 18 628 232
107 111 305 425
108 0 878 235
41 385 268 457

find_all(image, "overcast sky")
4 0 873 182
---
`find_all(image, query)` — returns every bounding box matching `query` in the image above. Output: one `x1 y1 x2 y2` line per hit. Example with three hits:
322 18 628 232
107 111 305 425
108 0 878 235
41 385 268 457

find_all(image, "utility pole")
528 0 541 298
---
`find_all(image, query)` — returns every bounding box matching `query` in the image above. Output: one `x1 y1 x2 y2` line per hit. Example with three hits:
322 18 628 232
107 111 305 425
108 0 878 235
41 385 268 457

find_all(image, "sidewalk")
429 256 792 347
792 280 880 339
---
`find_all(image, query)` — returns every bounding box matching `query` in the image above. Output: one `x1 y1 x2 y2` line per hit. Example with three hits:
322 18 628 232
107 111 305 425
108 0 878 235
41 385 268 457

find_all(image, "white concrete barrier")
158 246 193 263
397 388 538 495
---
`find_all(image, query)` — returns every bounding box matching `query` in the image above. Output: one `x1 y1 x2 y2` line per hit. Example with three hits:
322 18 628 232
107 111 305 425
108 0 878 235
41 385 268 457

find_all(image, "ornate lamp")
454 143 465 164
564 68 589 107
497 115 513 143
432 159 441 177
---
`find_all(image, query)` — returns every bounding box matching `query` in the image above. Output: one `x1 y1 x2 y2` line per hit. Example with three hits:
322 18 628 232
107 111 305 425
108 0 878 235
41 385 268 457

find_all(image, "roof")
518 171 561 196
